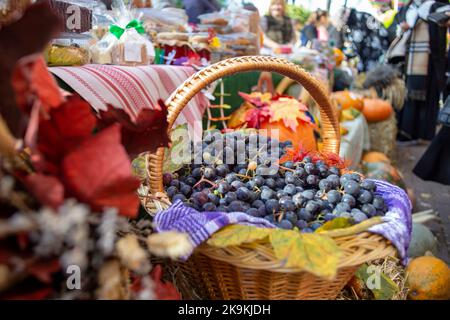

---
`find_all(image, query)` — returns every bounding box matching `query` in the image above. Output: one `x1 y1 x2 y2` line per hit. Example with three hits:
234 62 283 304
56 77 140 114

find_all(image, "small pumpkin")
362 151 391 164
259 120 317 152
331 90 364 111
362 98 393 123
408 223 438 258
362 162 406 190
406 256 450 300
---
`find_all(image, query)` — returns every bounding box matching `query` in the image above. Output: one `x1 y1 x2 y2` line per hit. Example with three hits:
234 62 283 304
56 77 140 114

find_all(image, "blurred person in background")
300 12 318 46
397 0 449 143
183 0 221 24
316 10 329 43
261 0 295 51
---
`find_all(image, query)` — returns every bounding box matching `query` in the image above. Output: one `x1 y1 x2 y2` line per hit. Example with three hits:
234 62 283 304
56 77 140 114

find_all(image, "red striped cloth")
49 65 208 133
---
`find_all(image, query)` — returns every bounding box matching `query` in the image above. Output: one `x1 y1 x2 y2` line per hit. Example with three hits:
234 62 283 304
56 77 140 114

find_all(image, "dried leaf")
37 95 97 168
269 98 312 131
96 260 130 300
355 263 399 300
98 100 170 157
147 232 193 259
245 106 271 129
26 259 60 284
238 92 272 107
207 225 271 248
316 217 353 233
61 125 141 218
0 1 62 137
22 174 65 209
12 56 63 113
270 229 341 279
150 265 181 300
116 234 150 275
163 124 190 174
227 102 254 129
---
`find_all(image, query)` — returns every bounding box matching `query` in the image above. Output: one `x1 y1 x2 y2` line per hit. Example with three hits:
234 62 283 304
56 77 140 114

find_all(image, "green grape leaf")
163 123 191 173
269 229 341 279
355 264 399 300
207 225 272 248
316 217 353 233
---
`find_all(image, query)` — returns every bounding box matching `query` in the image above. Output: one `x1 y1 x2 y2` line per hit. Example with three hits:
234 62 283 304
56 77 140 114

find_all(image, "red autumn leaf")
98 100 170 157
37 95 97 168
61 124 141 218
0 1 62 137
12 56 64 114
26 259 60 284
238 92 271 107
245 106 271 129
22 174 65 209
0 285 53 300
150 265 181 300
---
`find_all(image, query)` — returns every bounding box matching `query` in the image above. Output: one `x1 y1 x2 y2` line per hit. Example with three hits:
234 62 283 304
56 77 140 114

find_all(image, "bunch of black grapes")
163 131 388 233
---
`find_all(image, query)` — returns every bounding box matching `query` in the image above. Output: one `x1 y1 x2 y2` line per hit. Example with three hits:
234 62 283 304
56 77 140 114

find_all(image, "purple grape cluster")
163 132 388 233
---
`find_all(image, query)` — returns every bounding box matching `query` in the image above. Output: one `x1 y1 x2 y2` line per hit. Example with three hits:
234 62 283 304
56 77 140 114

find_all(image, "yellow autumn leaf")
269 98 311 131
270 229 341 279
249 92 273 104
316 217 353 233
207 225 272 248
228 102 254 129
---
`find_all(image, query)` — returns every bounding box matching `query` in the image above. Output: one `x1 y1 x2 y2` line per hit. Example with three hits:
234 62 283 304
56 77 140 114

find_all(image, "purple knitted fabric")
154 180 412 263
367 180 413 265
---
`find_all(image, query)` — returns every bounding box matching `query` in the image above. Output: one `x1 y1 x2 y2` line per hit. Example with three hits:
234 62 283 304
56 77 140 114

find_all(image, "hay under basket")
368 113 398 163
143 56 396 300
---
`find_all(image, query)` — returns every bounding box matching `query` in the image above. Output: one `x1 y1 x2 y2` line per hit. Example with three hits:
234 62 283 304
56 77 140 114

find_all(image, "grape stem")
193 177 218 189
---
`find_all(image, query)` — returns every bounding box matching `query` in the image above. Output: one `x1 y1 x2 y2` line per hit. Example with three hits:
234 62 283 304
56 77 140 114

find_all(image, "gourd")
362 98 393 123
407 223 438 258
407 256 450 300
331 90 364 111
362 151 390 164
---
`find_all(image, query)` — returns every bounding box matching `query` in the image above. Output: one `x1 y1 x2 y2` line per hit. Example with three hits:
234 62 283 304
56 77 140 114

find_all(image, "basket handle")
148 56 340 193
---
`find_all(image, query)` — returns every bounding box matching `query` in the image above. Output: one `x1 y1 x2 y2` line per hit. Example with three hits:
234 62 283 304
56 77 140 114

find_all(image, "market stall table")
49 64 210 139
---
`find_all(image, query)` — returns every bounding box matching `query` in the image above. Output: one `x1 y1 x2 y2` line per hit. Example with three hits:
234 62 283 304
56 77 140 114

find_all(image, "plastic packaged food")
197 12 230 26
90 0 155 66
45 33 92 66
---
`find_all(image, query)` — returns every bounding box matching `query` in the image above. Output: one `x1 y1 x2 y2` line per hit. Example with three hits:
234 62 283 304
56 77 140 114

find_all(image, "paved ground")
396 143 450 263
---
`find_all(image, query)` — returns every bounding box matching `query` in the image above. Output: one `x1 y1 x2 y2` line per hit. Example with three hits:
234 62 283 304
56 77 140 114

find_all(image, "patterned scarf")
406 19 430 100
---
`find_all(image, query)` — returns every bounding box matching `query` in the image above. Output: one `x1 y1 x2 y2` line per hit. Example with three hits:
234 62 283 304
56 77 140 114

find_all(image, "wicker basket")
145 56 396 300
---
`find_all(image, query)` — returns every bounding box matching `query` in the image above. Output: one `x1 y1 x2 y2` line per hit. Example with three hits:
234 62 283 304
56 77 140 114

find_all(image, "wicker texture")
148 56 340 194
146 56 395 300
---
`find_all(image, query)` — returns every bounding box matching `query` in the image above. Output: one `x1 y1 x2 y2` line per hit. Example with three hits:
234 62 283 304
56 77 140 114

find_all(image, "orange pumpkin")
362 151 391 164
331 90 364 111
259 120 317 152
406 256 450 300
362 98 393 123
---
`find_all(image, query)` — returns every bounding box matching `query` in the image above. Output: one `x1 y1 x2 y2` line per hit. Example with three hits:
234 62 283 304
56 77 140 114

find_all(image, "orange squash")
331 91 364 111
362 98 393 123
406 256 450 300
362 151 391 164
259 120 317 152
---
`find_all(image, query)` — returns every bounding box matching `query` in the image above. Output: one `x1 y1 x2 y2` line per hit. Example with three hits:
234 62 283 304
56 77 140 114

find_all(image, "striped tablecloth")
49 64 208 132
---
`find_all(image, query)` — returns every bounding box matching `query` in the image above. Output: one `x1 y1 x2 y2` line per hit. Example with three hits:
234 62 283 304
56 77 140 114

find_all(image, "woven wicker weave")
145 56 396 300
